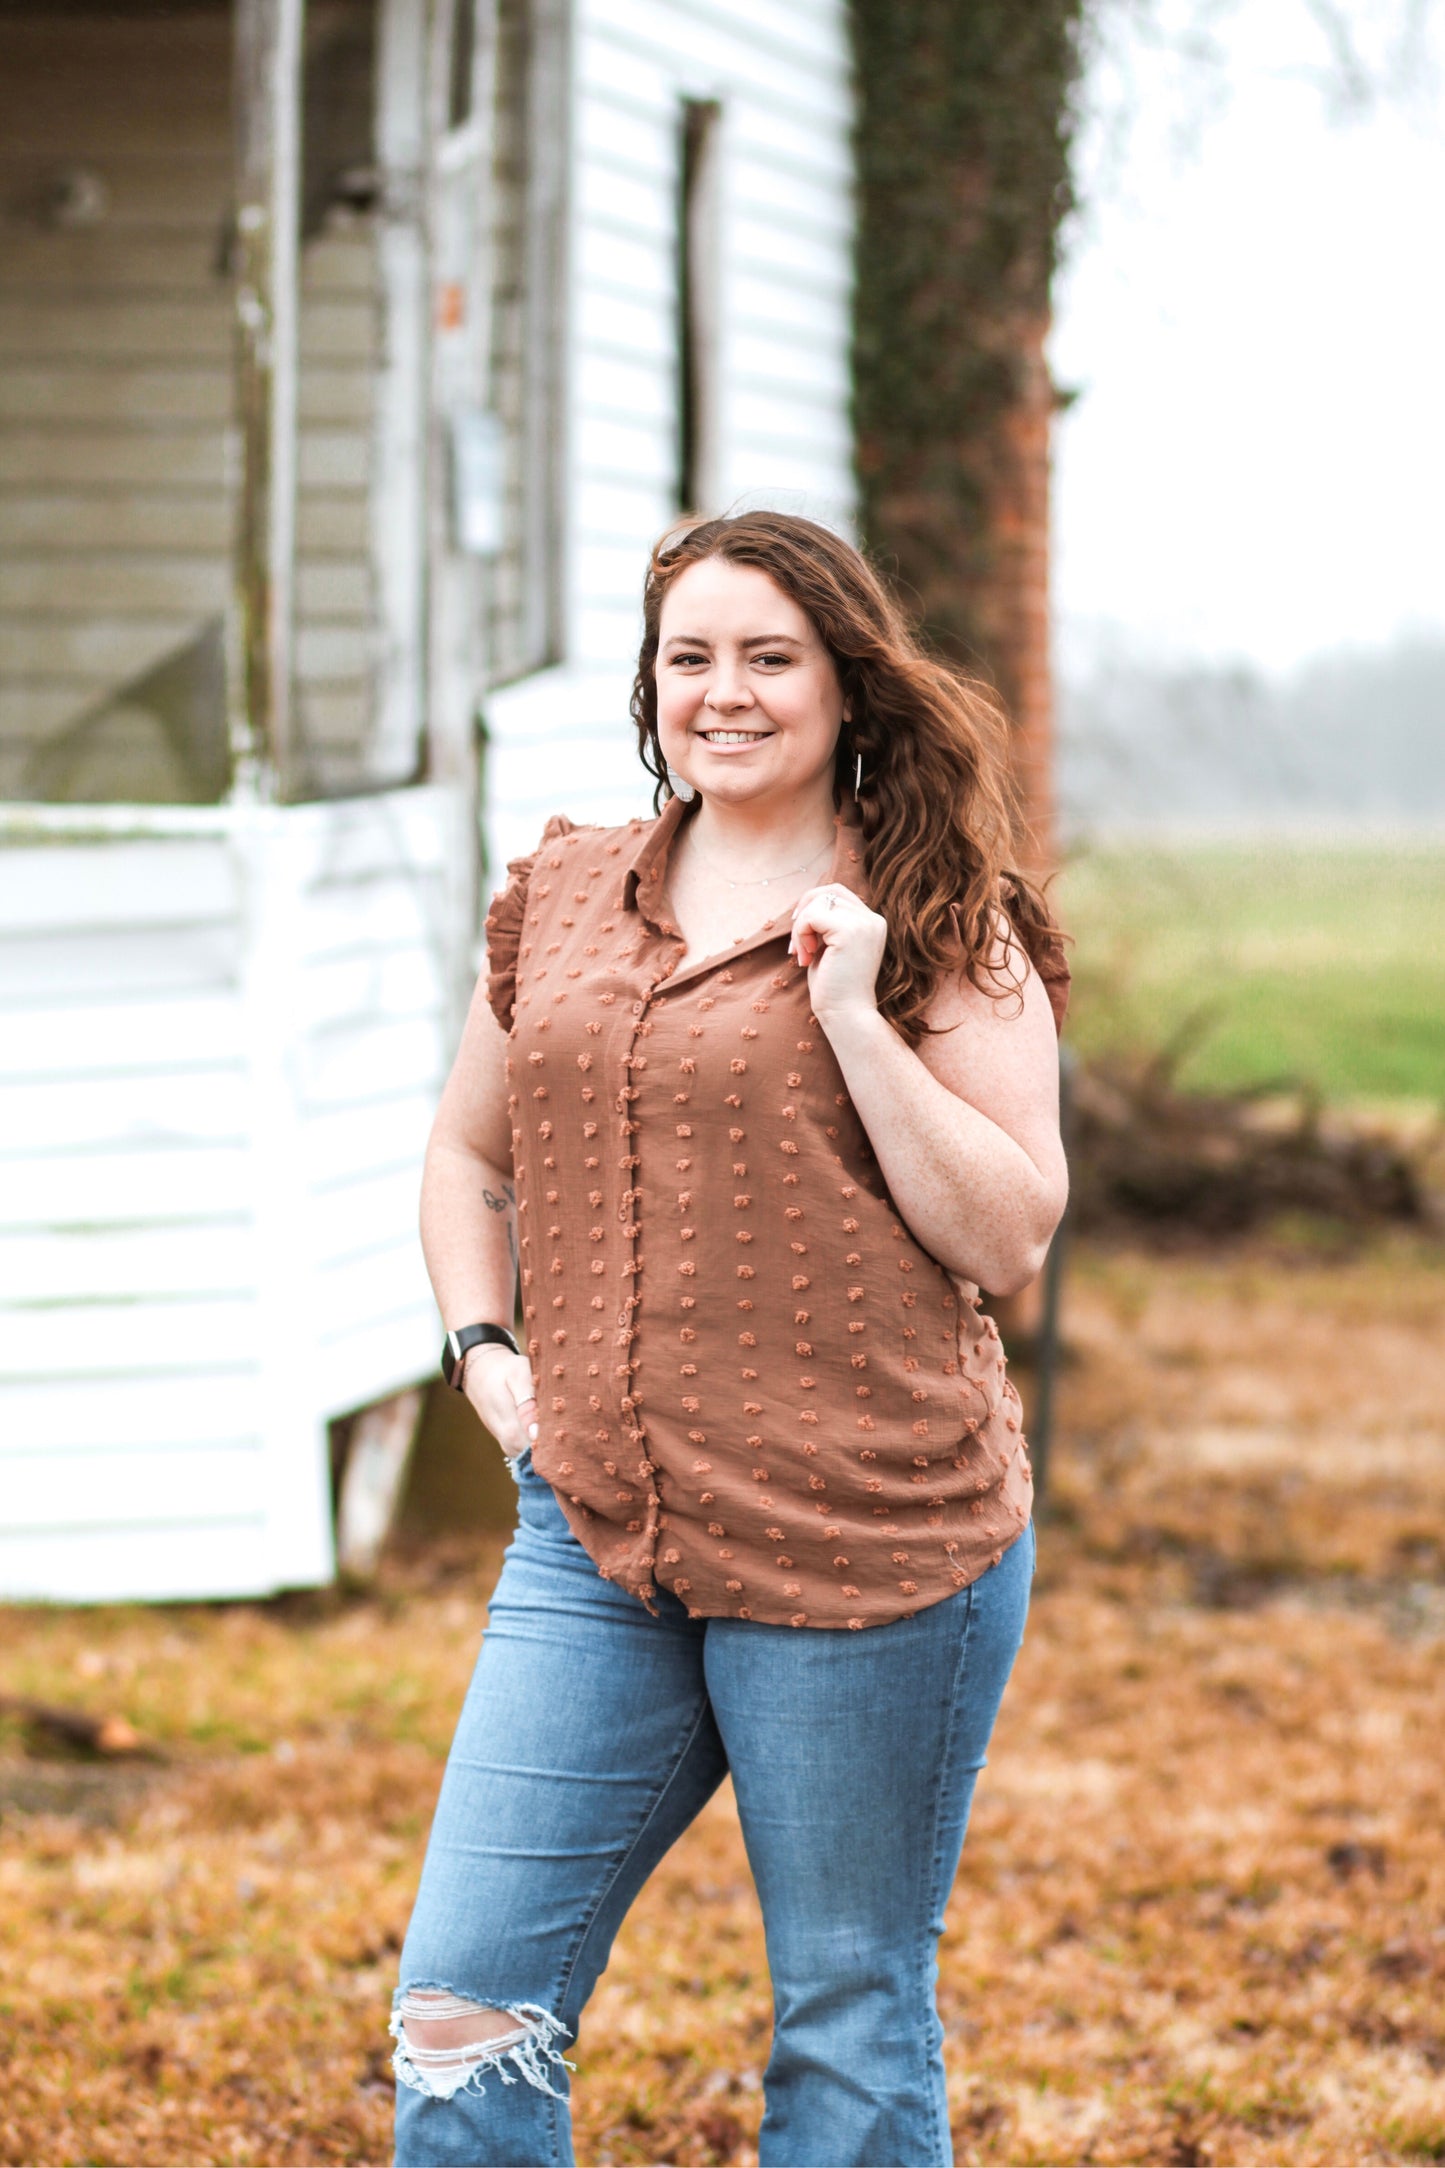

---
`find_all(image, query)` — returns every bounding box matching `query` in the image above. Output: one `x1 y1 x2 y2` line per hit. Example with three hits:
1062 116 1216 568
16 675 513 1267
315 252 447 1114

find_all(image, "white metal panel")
570 349 673 421
573 223 675 303
580 4 849 124
572 605 650 673
575 286 675 367
571 537 663 609
298 1013 445 1112
576 99 674 182
723 390 853 459
0 1224 256 1305
0 1297 260 1379
0 927 245 1005
6 1444 264 1534
302 944 449 1031
314 1304 443 1421
727 267 853 331
0 836 237 932
0 1522 275 1606
308 1164 429 1266
314 1235 432 1331
572 160 674 243
0 1372 262 1454
300 1089 437 1189
725 100 852 184
727 333 851 402
0 789 462 1601
0 1146 252 1230
570 411 677 488
574 474 674 544
0 995 247 1078
0 820 263 1606
5 1071 251 1155
486 0 853 875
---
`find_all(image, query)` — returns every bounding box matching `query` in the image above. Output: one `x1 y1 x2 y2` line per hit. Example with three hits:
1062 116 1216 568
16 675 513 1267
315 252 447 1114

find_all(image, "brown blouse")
485 794 1067 1630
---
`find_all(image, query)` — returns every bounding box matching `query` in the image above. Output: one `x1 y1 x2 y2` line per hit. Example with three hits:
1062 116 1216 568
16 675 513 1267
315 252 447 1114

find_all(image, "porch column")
229 0 303 795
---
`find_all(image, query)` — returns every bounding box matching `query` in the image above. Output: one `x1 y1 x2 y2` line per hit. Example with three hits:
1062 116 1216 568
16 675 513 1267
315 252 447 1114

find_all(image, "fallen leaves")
1 1236 1443 2164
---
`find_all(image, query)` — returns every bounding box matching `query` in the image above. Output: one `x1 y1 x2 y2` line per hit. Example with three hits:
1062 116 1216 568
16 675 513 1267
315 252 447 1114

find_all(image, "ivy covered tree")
851 0 1086 861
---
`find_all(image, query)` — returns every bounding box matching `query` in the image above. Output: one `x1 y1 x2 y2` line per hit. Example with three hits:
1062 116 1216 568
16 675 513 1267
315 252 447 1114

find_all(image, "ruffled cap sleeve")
484 814 577 1030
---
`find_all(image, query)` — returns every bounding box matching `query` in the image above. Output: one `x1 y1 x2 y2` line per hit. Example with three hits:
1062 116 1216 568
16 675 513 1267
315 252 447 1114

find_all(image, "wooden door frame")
229 0 303 796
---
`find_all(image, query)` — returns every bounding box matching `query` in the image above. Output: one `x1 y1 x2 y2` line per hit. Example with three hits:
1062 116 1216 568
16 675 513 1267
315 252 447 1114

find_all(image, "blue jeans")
393 1453 1033 2168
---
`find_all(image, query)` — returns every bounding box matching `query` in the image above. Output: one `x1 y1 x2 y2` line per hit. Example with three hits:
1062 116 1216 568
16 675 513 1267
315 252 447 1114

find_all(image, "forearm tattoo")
483 1183 520 1282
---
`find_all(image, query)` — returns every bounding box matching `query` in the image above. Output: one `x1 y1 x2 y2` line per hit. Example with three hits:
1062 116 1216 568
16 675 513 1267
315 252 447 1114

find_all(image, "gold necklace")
686 832 834 891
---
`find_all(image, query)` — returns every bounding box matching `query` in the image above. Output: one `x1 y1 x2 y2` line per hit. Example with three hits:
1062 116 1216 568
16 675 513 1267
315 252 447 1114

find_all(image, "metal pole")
1028 1044 1074 1507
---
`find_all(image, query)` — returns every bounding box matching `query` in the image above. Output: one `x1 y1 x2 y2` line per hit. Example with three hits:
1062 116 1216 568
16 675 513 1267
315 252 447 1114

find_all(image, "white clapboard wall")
0 790 462 1602
484 0 855 881
0 0 856 1604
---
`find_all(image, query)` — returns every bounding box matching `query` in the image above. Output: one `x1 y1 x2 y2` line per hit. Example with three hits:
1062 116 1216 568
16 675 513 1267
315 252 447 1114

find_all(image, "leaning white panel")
0 788 464 1603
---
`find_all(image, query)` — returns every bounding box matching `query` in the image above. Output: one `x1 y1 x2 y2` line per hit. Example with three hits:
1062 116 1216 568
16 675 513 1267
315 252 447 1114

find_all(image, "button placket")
498 803 1042 1628
612 971 674 1600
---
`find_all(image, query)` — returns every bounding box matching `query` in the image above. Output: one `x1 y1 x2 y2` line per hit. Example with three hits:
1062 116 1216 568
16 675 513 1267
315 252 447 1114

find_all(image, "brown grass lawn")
3 1235 1444 2167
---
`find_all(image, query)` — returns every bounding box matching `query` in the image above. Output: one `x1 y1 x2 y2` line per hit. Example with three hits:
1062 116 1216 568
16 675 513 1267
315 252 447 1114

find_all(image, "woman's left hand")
788 883 888 1025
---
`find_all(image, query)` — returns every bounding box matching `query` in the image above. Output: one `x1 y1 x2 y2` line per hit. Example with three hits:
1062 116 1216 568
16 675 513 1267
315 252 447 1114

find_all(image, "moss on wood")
852 0 1084 696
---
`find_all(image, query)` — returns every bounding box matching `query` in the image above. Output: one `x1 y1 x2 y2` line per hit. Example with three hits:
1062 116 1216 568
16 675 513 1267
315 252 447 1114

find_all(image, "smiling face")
654 558 848 813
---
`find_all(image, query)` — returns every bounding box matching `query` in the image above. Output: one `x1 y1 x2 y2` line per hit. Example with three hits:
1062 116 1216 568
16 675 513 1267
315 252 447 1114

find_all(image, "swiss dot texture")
484 799 1065 1629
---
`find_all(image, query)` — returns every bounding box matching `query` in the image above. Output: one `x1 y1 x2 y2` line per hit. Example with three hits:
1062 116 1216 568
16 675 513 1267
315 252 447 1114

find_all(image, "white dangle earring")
854 749 863 796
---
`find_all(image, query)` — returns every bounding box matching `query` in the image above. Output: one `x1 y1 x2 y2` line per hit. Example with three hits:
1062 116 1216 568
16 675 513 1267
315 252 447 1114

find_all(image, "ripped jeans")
392 1452 1033 2168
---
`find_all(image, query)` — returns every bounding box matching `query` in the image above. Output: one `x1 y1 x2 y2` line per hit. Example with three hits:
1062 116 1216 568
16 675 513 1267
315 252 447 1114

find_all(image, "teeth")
702 731 768 745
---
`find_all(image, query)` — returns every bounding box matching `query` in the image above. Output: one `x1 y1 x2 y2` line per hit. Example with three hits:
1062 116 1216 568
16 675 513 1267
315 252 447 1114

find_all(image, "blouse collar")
623 792 870 936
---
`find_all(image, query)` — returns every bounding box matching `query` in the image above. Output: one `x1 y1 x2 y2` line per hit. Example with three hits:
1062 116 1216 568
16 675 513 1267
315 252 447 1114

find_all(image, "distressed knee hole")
390 1988 572 2103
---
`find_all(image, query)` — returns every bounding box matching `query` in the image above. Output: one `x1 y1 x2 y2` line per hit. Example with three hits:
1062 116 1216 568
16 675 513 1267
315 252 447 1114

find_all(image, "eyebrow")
661 631 804 648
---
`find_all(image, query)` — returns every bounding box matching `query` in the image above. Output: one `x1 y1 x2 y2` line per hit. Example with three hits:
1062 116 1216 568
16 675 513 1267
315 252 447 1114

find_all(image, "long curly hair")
629 510 1065 1045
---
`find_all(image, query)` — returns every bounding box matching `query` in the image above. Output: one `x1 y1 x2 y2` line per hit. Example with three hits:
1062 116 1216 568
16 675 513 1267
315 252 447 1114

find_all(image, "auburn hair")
629 510 1064 1045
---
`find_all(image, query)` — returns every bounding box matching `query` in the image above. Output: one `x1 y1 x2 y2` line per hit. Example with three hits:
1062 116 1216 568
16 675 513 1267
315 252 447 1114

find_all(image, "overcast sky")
1049 0 1445 676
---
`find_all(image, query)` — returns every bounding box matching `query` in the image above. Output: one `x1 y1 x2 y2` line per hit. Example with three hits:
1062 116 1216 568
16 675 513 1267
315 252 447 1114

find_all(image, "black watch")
442 1322 520 1389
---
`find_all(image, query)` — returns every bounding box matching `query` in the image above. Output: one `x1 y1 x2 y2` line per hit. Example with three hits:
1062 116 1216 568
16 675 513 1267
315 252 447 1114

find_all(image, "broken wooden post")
370 0 431 786
335 1387 426 1577
229 0 303 795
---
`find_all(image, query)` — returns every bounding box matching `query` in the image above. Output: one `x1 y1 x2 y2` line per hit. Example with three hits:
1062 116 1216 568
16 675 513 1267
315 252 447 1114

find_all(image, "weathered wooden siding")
0 11 234 798
484 0 855 878
295 224 381 789
0 790 460 1602
0 5 388 800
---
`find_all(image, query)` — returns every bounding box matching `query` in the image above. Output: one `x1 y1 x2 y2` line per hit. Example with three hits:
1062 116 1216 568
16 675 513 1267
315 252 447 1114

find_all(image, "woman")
392 512 1069 2168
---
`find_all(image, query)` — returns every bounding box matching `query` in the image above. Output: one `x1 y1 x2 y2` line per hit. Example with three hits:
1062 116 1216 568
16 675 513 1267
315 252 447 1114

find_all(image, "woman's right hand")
461 1344 539 1461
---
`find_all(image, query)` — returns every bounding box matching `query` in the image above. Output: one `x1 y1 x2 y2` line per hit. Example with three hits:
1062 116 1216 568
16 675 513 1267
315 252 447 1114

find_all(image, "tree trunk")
851 0 1084 869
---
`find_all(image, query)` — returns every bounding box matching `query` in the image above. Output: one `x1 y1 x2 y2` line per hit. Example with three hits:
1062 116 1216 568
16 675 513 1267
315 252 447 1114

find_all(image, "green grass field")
1054 839 1445 1104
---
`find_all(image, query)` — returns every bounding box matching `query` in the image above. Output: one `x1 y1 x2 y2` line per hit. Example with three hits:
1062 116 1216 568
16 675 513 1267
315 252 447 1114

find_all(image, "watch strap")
442 1321 520 1389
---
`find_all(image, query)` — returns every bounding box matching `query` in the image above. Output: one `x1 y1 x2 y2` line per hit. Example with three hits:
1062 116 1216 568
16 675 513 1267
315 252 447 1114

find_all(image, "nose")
703 666 753 715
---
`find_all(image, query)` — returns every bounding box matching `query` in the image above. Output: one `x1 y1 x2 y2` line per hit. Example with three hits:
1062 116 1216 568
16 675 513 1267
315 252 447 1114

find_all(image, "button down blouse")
484 794 1068 1630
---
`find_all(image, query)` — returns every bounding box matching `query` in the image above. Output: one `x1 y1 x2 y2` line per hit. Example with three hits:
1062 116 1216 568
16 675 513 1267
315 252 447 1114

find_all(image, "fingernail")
528 1423 538 1440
